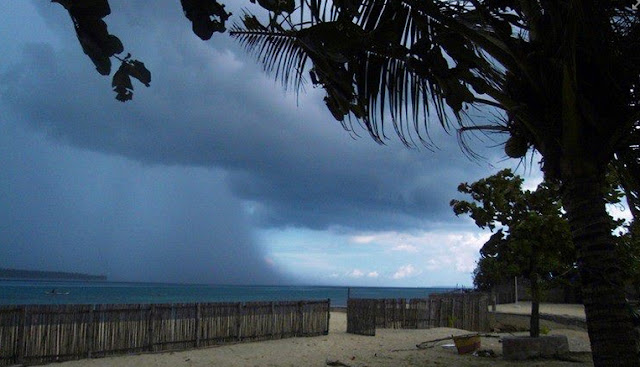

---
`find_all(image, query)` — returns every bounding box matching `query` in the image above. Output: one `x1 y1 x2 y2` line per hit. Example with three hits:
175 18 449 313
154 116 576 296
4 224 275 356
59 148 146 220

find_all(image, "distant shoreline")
0 268 106 281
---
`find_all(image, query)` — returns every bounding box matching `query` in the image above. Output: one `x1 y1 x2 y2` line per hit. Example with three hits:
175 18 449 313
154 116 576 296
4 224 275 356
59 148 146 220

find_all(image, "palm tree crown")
232 1 640 365
231 0 639 184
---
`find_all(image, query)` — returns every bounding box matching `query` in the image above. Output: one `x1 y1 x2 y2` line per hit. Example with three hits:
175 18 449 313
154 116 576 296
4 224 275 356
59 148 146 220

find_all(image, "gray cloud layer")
0 1 509 283
0 122 284 284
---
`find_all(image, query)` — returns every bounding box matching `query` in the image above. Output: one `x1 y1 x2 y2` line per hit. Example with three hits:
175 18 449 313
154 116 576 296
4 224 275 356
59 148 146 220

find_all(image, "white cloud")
425 259 441 271
350 235 377 244
391 244 419 253
189 40 244 74
521 168 544 191
266 226 492 286
443 233 489 272
347 269 365 278
392 264 421 279
455 255 478 272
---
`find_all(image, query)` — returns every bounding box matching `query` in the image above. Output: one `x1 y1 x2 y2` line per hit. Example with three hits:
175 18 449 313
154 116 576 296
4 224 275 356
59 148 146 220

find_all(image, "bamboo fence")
346 299 376 336
0 300 330 366
347 293 490 335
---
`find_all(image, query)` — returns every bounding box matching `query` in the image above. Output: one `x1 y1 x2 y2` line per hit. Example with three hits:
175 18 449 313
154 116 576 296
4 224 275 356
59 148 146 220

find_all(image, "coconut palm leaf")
231 13 308 92
231 0 509 147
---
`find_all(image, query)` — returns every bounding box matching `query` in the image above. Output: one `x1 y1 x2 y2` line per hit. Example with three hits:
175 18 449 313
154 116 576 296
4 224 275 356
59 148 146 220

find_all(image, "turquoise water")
0 280 456 307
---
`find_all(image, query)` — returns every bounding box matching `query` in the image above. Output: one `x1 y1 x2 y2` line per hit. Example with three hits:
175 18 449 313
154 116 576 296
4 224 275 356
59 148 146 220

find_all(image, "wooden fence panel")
0 299 330 367
303 300 330 336
20 305 94 365
429 293 490 331
0 306 22 366
347 293 490 335
276 301 298 338
346 299 376 336
151 303 197 352
242 301 274 341
410 299 430 329
198 302 238 346
91 304 150 357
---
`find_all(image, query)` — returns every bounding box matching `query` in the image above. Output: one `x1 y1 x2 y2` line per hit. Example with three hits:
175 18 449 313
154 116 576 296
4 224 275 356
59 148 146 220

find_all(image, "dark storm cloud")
1 0 507 235
0 122 285 284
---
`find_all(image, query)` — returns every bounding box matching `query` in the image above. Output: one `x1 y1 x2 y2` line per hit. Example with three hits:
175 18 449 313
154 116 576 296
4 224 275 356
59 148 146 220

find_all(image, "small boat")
45 289 70 295
452 334 481 354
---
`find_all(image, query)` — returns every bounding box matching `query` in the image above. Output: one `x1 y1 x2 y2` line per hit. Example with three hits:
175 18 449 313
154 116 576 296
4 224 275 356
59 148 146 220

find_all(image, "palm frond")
232 0 519 148
230 13 308 92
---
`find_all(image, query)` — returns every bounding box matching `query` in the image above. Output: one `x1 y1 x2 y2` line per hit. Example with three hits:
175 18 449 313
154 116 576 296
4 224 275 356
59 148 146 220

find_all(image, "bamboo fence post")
427 299 432 328
148 305 155 352
467 296 471 331
87 305 95 358
392 299 397 328
474 295 478 331
478 295 483 331
389 299 393 328
469 295 474 331
383 299 387 328
425 299 431 329
400 298 408 329
195 303 201 348
478 295 482 331
297 301 304 336
482 294 489 331
401 299 406 328
16 305 26 365
270 302 276 337
450 298 455 327
387 299 391 328
236 303 243 341
325 299 330 335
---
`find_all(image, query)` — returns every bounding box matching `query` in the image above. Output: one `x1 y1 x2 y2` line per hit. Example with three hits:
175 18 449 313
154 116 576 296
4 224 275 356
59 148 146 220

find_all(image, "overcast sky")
0 1 543 287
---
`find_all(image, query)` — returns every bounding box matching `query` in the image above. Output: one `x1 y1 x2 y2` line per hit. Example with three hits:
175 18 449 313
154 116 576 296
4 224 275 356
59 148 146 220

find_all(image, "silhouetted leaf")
52 0 111 18
110 60 151 101
54 0 124 76
324 95 346 121
112 64 133 102
242 14 268 31
181 0 231 40
107 35 124 55
256 0 295 14
125 60 151 87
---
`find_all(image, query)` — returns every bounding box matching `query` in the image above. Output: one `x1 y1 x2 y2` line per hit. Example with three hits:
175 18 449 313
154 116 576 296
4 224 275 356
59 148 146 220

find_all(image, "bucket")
452 334 481 354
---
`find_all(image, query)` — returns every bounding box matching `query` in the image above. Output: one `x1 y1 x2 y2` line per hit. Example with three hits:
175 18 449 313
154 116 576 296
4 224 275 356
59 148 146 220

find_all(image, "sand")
49 306 592 367
494 302 586 320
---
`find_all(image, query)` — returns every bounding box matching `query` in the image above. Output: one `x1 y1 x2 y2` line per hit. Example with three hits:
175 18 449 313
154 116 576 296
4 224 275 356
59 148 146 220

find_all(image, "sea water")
0 280 456 307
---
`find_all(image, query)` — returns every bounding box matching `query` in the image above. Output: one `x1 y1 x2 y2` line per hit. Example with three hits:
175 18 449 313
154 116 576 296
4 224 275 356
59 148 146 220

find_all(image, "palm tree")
230 1 640 365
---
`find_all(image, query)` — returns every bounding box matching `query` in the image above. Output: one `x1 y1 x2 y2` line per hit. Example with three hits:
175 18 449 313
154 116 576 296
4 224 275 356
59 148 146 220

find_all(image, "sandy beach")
48 305 592 367
494 302 586 320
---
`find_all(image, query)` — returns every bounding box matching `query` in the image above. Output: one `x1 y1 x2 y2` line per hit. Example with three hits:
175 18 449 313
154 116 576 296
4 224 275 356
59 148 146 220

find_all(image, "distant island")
0 268 107 281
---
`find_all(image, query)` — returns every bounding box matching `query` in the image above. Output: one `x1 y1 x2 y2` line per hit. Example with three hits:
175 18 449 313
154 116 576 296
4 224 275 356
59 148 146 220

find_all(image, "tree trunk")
562 176 640 366
530 273 540 338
